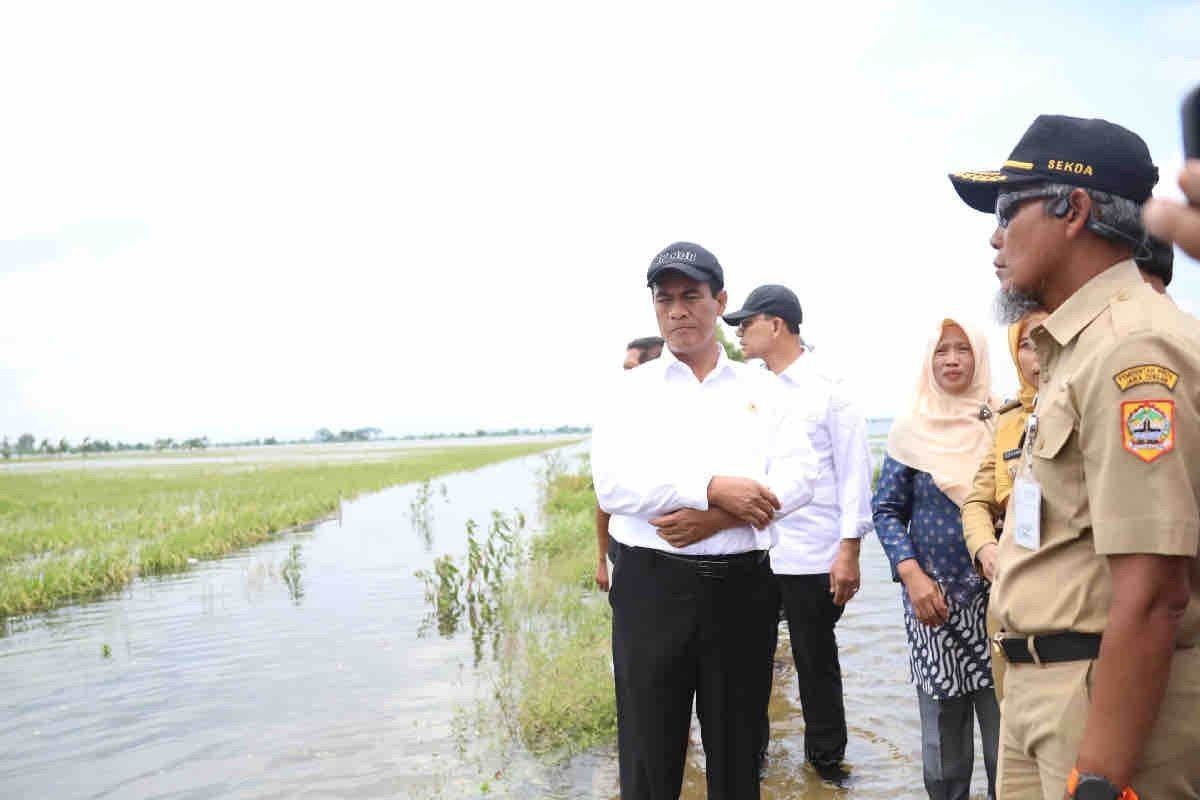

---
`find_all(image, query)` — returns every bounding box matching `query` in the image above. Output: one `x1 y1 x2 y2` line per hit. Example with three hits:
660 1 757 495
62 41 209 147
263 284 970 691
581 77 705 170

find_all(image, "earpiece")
1086 218 1151 259
1049 188 1149 258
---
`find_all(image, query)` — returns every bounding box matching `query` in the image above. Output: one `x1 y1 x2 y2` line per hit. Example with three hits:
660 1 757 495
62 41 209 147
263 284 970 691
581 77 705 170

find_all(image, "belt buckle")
696 560 728 580
991 632 1007 660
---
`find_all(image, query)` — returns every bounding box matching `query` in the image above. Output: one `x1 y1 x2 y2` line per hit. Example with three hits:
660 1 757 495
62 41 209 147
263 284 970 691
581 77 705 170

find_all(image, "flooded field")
0 435 581 473
0 440 990 799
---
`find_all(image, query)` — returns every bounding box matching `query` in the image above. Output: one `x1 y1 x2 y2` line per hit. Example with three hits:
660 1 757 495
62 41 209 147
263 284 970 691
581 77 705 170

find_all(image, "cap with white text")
646 242 724 290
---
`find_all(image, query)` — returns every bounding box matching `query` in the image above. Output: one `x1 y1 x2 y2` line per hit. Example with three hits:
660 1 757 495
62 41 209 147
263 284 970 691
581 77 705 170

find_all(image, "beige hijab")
886 318 999 507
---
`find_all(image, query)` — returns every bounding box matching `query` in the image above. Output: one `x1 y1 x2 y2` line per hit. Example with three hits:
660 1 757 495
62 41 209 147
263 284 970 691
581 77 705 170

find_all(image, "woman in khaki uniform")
961 309 1047 696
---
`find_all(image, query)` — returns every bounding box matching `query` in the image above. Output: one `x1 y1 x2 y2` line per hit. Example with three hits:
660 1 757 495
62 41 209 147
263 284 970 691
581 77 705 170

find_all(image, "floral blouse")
872 455 993 699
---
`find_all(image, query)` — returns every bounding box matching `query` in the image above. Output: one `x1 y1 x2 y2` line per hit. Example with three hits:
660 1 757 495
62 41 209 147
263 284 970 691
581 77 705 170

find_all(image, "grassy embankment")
499 463 617 756
0 441 568 618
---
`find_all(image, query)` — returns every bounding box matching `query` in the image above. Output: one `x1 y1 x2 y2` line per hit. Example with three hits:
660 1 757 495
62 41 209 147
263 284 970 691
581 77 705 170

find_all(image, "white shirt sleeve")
762 394 819 517
827 387 875 540
590 379 712 518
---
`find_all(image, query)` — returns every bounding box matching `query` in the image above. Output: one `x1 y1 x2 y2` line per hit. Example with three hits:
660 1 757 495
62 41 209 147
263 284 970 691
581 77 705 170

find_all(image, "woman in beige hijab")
872 318 1000 800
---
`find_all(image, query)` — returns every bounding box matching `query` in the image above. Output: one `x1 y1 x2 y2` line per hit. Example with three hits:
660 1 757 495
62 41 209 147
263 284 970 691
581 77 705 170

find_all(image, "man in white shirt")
725 284 874 780
592 243 819 800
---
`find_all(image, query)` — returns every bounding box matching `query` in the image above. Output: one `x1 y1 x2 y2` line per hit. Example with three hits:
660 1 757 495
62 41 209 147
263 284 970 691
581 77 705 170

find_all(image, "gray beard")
993 288 1041 325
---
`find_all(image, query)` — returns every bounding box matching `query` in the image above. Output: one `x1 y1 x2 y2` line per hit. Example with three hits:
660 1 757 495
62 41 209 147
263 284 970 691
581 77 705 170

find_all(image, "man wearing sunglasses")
725 284 874 783
949 116 1200 800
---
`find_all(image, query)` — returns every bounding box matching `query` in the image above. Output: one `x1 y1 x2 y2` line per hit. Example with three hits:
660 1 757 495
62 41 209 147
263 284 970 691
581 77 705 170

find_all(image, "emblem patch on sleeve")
1113 364 1179 391
1122 400 1175 462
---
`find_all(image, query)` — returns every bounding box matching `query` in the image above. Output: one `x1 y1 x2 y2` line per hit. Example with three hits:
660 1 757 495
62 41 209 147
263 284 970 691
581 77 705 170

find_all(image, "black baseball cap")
1136 235 1174 287
722 284 802 327
949 115 1159 213
646 242 724 290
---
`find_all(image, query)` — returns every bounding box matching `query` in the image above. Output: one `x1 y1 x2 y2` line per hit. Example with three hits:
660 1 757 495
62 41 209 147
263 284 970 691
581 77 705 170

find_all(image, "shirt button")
1117 289 1130 301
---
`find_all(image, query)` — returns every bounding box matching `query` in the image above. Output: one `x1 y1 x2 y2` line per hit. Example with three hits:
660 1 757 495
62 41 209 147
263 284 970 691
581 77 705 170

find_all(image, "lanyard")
1021 394 1040 469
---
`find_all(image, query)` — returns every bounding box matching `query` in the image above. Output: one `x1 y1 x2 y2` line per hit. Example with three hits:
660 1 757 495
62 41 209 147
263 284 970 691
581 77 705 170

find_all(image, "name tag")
1012 477 1042 550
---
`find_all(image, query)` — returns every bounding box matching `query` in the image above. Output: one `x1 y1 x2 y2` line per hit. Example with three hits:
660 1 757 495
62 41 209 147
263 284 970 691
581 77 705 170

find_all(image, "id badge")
1012 476 1042 551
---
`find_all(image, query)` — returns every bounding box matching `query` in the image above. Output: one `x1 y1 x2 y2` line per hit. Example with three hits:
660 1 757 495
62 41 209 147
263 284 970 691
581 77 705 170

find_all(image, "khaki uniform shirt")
962 400 1026 565
991 260 1200 644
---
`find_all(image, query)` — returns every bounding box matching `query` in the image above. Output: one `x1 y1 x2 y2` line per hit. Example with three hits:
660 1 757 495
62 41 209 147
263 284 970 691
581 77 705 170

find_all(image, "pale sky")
2 0 1199 443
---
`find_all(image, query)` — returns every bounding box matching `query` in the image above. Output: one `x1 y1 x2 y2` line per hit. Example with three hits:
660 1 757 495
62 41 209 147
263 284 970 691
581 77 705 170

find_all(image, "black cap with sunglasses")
948 114 1159 214
722 284 803 328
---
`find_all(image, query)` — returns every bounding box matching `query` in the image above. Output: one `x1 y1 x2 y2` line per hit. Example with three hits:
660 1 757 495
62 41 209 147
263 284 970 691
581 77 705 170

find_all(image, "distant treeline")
0 424 589 459
1 434 214 458
398 425 590 441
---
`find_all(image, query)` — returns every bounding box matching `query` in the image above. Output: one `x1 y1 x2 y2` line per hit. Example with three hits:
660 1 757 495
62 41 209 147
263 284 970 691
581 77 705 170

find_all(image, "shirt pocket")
1034 410 1073 459
1031 402 1087 540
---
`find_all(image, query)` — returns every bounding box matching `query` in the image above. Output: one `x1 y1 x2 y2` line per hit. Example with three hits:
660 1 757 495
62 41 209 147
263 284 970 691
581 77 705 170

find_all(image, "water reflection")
409 478 451 550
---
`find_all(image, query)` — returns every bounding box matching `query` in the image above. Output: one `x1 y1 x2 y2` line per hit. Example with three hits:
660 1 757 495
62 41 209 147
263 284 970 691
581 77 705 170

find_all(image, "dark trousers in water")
762 572 848 768
916 686 1000 800
610 542 776 800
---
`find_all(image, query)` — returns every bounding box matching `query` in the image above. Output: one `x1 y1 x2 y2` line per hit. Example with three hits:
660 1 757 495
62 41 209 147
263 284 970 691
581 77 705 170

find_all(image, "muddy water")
0 443 990 799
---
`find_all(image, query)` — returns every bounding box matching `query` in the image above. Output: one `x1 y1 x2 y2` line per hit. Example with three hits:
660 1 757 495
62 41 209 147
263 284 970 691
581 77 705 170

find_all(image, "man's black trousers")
765 572 848 768
610 543 776 800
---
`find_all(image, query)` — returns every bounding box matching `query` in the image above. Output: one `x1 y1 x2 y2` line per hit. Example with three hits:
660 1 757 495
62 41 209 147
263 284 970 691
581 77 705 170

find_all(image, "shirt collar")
1041 259 1143 347
659 339 736 382
777 350 811 385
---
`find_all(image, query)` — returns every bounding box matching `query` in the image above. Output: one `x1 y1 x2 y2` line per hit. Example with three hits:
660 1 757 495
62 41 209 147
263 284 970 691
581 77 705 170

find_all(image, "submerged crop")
0 441 569 618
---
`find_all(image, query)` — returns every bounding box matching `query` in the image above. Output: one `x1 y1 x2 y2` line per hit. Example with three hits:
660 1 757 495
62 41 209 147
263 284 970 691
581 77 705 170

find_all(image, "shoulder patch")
1122 400 1175 463
1113 364 1179 392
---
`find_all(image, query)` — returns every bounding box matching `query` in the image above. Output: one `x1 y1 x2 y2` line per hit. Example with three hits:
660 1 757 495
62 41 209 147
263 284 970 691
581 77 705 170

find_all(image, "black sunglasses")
995 188 1062 229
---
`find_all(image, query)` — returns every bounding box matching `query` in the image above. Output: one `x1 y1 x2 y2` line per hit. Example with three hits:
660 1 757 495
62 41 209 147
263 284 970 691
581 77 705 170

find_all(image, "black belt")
618 542 767 580
997 632 1102 664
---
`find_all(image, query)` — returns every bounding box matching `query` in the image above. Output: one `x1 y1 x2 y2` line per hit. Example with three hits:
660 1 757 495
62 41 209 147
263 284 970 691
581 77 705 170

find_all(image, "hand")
595 557 610 591
976 542 999 582
1143 160 1200 260
651 508 720 549
829 540 861 606
898 561 949 627
707 476 780 529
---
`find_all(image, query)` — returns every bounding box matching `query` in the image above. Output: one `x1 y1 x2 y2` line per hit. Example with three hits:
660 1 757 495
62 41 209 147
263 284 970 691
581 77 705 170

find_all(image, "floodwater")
0 440 990 799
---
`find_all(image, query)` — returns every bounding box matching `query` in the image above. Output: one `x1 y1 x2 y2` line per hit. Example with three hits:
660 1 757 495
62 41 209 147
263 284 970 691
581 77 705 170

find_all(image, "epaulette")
1108 287 1154 336
995 398 1022 415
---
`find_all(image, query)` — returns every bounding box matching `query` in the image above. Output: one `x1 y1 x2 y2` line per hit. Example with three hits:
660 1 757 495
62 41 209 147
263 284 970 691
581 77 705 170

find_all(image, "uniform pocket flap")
1034 411 1074 460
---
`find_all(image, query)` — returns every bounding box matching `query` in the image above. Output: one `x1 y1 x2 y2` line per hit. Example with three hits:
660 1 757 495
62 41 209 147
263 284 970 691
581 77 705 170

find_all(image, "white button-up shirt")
768 352 875 575
592 345 819 556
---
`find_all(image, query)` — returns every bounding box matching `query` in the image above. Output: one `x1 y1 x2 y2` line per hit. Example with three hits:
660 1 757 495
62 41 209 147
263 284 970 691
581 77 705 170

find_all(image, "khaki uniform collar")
1041 260 1142 347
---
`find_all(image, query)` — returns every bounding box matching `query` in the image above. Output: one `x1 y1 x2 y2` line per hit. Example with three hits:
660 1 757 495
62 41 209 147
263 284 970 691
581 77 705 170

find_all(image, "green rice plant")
417 510 527 665
0 441 570 618
280 542 304 604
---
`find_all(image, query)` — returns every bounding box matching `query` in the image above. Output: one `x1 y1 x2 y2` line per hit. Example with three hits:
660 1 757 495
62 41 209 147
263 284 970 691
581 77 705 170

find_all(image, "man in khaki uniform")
950 115 1200 800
